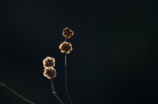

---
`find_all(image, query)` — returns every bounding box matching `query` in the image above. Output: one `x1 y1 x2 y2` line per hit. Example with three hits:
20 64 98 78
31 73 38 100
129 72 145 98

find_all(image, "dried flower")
43 67 57 79
43 56 55 68
59 42 72 54
62 27 74 39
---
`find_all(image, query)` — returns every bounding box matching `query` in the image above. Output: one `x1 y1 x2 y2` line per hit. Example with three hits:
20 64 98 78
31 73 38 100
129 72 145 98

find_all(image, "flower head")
62 27 74 39
59 42 72 54
43 67 57 79
43 56 55 68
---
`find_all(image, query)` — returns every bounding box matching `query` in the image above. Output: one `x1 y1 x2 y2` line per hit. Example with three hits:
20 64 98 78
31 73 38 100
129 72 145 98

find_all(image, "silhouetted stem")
64 31 73 104
0 82 35 104
50 78 64 104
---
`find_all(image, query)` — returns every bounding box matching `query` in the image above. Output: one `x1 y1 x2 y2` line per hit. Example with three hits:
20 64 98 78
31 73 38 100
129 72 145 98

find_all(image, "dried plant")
42 27 74 104
62 27 74 39
43 56 55 68
60 27 73 104
42 56 64 104
59 42 73 54
43 67 57 79
0 27 74 104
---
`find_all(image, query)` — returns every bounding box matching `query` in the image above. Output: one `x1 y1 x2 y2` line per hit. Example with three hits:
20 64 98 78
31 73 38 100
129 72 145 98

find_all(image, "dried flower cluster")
59 27 74 54
43 57 55 68
62 27 74 39
41 27 74 104
43 56 57 79
43 67 56 79
59 42 72 54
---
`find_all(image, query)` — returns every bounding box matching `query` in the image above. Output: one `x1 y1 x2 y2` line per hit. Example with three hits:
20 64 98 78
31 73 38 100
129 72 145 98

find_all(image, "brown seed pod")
62 27 74 39
59 42 72 54
43 67 57 79
43 56 55 68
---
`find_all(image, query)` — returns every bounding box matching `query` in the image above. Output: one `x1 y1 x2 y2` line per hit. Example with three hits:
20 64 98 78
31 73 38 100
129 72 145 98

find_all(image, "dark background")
0 0 158 104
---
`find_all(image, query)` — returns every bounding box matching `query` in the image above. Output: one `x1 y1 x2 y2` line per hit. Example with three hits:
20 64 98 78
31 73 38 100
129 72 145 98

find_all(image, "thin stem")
64 60 73 104
50 78 64 104
65 33 67 42
0 82 35 104
64 31 73 104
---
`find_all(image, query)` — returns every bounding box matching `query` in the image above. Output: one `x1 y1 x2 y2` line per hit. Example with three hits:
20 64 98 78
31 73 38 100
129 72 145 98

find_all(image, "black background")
0 0 158 104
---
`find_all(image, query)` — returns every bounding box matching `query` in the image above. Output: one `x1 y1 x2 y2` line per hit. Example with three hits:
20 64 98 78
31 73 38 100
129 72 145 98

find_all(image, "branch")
0 82 35 104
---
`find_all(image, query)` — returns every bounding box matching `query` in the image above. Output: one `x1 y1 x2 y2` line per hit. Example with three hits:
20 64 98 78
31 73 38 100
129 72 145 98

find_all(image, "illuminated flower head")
43 67 57 79
59 42 72 54
43 56 55 68
62 27 74 39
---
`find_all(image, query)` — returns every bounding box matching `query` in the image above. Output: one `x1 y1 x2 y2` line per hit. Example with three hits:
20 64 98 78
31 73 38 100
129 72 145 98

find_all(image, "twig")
0 82 35 104
50 78 64 104
64 31 73 104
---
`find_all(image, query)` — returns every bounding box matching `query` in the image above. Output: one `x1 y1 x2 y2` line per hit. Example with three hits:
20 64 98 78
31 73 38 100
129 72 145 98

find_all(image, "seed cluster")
59 27 74 54
43 56 57 79
43 57 55 68
59 42 72 54
62 27 74 39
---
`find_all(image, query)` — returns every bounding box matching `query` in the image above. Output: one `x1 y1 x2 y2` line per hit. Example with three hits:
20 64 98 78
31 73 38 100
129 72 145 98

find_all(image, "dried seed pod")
43 67 57 79
43 56 55 68
59 42 72 54
62 27 74 39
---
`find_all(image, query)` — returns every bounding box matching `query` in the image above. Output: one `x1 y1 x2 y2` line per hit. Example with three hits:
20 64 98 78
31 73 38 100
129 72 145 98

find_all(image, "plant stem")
64 59 73 104
50 78 64 104
0 82 35 104
64 30 73 104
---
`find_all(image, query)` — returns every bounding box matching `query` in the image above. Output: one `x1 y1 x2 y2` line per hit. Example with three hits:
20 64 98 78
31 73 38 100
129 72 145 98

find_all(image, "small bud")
62 28 74 39
43 57 55 68
59 42 72 54
43 67 57 79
